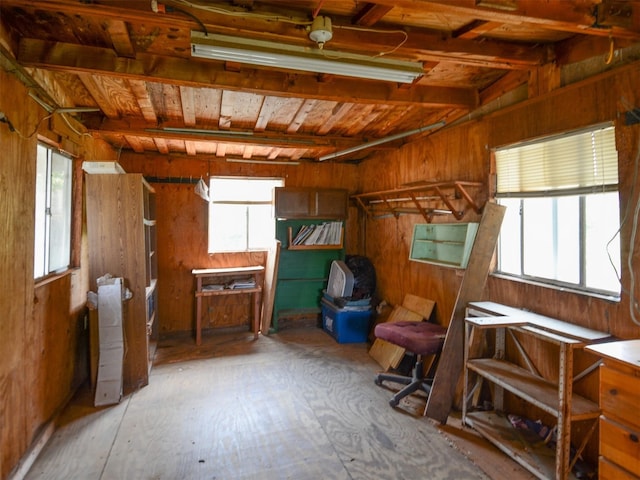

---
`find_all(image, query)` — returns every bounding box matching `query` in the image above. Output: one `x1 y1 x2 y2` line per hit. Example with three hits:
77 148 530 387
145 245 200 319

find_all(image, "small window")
495 124 621 297
34 144 72 279
208 177 284 252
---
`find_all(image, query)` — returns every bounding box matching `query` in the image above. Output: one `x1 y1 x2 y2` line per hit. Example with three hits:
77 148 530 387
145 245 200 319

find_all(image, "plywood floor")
25 325 535 480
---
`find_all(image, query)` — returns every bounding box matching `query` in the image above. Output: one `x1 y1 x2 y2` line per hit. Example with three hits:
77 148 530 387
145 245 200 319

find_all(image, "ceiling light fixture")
158 127 253 136
191 31 423 84
226 157 300 166
309 16 333 49
319 121 445 161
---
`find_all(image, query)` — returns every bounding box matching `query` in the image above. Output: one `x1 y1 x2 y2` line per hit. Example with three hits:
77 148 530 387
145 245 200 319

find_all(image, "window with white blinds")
495 124 618 196
495 123 621 298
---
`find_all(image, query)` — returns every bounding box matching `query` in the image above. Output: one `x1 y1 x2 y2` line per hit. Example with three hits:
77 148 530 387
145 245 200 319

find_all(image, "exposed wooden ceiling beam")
17 38 478 109
367 0 640 39
105 20 136 59
3 0 550 70
352 3 395 26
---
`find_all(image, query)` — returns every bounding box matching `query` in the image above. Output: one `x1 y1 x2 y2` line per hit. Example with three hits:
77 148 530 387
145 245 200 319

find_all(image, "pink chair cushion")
374 321 446 355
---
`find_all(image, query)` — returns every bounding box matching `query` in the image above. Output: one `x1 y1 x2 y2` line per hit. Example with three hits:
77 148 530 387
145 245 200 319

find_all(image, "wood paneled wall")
359 63 640 340
0 67 116 479
118 154 360 336
0 67 35 480
357 62 640 466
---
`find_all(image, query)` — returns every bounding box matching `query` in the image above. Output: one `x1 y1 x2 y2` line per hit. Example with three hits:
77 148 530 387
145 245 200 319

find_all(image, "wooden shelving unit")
462 302 610 480
86 173 158 394
351 180 484 222
272 187 348 332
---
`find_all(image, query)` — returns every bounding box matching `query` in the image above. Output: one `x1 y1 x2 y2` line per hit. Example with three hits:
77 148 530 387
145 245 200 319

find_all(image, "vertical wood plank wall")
358 63 640 341
357 64 640 463
0 67 117 479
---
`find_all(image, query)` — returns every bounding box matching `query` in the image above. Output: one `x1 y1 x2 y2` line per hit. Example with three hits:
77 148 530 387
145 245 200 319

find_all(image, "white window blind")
495 125 618 196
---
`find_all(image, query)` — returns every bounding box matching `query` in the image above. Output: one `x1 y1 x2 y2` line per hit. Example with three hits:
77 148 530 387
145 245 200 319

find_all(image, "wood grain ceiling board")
1 0 639 162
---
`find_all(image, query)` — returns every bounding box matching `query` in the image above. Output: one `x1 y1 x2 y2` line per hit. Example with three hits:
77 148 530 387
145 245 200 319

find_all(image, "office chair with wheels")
374 320 447 407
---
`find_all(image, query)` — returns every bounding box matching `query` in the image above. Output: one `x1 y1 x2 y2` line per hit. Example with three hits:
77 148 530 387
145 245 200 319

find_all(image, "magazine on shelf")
292 221 342 246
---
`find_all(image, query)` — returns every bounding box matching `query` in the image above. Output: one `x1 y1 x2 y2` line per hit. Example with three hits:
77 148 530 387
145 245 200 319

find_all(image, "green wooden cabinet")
409 222 478 268
272 218 344 331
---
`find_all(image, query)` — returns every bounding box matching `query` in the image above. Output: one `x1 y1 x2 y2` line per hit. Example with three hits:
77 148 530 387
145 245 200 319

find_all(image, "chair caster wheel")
389 398 399 407
374 377 382 386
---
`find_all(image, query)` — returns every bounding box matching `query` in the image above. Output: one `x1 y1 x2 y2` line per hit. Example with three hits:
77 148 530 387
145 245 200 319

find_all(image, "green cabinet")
409 222 478 268
272 218 344 331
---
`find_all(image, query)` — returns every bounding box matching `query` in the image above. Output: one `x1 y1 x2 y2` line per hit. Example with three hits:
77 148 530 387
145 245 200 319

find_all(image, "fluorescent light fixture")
226 157 300 166
191 31 424 84
319 121 445 161
160 127 253 136
148 127 315 146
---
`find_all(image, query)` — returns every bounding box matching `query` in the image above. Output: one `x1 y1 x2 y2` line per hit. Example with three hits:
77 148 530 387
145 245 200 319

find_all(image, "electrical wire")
167 0 411 59
333 25 409 57
58 112 92 138
624 112 640 327
0 112 52 139
604 35 615 65
606 97 640 326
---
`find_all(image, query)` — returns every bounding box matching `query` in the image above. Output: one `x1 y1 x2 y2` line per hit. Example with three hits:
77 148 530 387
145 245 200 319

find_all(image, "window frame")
493 124 621 299
208 176 284 253
34 142 74 280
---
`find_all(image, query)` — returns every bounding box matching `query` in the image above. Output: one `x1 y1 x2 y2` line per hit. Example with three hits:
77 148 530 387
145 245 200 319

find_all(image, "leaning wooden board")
424 202 506 423
369 295 435 370
260 239 281 335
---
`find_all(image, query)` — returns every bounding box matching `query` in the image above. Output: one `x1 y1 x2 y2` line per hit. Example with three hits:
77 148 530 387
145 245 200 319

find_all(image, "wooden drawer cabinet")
599 457 640 480
586 339 640 480
599 417 640 475
599 365 640 427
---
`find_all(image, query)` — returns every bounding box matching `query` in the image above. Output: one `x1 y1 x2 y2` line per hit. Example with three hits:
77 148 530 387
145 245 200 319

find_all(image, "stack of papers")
228 278 256 289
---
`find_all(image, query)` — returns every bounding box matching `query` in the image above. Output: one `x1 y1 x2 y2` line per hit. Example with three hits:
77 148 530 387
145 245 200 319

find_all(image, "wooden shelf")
351 180 484 222
467 358 600 421
287 226 343 250
464 411 579 480
462 303 609 480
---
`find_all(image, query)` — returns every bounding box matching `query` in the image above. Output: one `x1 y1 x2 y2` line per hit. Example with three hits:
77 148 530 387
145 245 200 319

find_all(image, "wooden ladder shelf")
351 180 484 222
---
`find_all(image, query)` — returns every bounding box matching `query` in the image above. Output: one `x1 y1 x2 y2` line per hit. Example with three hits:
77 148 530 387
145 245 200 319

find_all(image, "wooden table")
193 266 264 345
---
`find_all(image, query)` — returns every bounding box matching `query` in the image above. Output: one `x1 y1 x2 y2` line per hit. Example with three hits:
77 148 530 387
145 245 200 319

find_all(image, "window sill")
35 268 76 289
490 272 621 303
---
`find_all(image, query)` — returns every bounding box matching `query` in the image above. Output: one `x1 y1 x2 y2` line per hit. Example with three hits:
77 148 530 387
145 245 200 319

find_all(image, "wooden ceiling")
1 0 639 163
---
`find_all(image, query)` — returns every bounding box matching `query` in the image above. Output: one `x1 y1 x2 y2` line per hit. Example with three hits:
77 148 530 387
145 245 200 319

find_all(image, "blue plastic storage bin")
321 299 371 343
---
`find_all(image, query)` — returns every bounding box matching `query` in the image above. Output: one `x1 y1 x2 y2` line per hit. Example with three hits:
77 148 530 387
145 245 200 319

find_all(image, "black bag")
345 255 376 300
